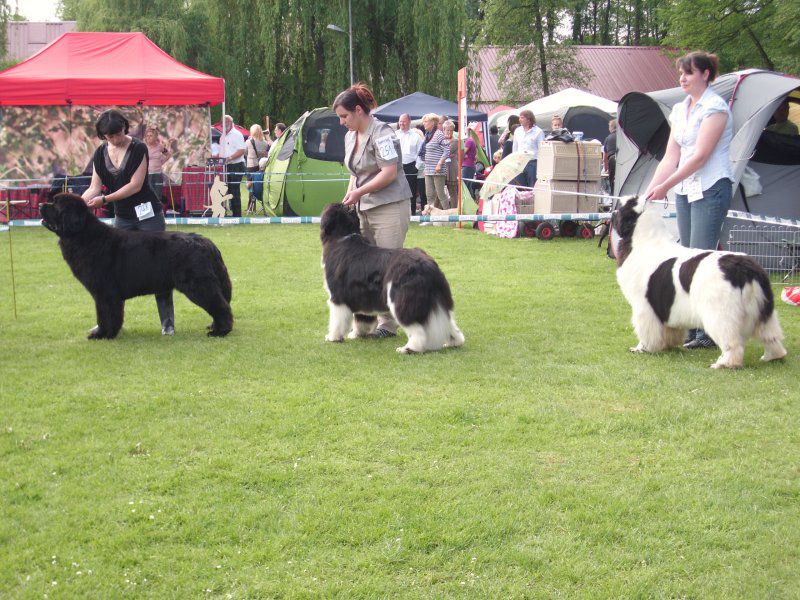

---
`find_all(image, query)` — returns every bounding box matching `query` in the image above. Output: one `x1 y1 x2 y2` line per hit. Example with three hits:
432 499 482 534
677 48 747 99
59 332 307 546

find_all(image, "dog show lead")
81 109 176 336
333 83 412 339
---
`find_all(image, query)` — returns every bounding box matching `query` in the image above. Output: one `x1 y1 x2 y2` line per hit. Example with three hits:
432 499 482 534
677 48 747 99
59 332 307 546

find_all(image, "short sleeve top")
92 138 160 220
344 116 411 210
669 86 733 193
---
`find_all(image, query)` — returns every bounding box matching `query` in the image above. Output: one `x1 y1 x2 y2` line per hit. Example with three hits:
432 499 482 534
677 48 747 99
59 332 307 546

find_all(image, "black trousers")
226 162 245 217
115 212 174 329
608 156 616 195
403 162 419 214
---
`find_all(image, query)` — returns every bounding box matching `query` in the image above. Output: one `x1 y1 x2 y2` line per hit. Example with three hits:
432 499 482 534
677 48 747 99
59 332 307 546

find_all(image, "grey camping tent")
616 69 800 230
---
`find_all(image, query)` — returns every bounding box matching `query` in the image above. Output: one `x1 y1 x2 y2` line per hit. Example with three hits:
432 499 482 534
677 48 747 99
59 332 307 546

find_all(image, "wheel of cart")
559 219 578 237
520 220 539 238
535 221 557 240
577 223 595 239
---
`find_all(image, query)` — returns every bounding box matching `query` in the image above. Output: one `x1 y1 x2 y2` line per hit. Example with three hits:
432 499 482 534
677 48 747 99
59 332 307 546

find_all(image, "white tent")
518 88 617 116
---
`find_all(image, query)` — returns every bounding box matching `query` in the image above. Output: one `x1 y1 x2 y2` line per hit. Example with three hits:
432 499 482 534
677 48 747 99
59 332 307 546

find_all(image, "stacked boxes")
534 140 602 213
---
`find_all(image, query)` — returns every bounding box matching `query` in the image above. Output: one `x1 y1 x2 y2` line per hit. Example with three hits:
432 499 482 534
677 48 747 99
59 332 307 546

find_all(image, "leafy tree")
59 0 470 127
659 0 799 74
478 0 589 102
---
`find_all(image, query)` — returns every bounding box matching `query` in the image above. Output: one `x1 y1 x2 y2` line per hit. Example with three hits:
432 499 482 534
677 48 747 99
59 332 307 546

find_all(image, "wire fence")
727 220 800 287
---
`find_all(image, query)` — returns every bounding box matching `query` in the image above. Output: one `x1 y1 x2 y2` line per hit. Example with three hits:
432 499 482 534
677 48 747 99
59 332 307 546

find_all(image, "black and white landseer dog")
611 196 786 368
40 193 233 339
319 202 465 353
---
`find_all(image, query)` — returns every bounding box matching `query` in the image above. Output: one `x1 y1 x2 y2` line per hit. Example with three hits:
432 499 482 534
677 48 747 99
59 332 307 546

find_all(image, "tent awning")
0 32 225 106
373 91 488 123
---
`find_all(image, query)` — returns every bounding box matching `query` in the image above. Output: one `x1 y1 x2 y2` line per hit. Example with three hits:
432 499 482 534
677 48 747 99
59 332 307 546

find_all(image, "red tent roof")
0 31 225 106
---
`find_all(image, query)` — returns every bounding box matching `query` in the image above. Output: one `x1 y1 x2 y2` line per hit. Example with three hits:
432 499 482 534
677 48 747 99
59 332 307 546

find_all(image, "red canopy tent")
0 31 224 106
0 32 227 219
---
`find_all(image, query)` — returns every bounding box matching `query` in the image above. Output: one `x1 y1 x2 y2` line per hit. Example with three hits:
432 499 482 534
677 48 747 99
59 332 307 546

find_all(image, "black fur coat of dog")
40 193 233 338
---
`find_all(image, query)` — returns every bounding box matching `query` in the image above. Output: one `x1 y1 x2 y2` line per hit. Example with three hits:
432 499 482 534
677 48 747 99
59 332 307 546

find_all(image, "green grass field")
1 224 798 598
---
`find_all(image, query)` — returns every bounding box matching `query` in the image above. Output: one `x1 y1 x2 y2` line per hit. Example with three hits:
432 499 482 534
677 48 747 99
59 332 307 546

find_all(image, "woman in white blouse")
645 51 734 349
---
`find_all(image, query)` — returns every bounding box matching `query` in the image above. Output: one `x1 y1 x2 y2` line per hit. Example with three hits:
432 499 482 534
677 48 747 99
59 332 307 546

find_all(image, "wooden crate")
537 140 602 182
533 180 601 214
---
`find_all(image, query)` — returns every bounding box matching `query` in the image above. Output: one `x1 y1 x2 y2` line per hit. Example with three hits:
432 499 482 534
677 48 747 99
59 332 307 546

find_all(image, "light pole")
326 0 353 86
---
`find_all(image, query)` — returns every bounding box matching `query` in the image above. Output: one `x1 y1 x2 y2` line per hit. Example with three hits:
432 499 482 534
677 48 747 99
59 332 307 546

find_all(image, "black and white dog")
320 203 465 353
611 196 786 368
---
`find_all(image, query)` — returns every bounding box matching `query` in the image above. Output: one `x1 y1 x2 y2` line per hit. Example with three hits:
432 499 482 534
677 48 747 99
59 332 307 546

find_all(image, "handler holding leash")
82 109 175 336
644 51 733 350
333 83 412 339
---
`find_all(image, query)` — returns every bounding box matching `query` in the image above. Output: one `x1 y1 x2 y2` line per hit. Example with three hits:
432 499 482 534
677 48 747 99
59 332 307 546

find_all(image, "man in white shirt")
512 109 545 187
220 115 246 216
396 113 423 214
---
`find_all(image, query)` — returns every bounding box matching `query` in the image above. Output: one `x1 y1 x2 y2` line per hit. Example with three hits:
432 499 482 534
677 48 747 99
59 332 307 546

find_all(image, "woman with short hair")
420 113 451 209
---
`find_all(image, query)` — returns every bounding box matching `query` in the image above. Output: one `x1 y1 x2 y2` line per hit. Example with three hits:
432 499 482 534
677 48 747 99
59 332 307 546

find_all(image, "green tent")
262 108 350 216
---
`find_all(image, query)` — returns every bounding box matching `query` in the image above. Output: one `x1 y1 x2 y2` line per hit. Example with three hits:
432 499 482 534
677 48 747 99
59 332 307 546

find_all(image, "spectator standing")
420 113 451 209
442 120 460 202
645 51 734 350
219 115 247 216
603 119 617 193
396 113 423 214
246 124 270 173
462 132 477 198
143 127 171 204
512 109 545 187
266 122 288 159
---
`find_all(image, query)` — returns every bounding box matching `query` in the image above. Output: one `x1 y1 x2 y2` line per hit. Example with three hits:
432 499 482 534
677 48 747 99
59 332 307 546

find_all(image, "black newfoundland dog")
40 193 233 339
320 202 464 353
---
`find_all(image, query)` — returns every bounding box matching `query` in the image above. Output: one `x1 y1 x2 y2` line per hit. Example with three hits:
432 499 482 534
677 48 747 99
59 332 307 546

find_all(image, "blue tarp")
373 91 488 123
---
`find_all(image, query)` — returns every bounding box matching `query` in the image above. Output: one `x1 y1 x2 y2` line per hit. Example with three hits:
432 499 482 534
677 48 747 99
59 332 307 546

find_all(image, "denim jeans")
675 177 732 250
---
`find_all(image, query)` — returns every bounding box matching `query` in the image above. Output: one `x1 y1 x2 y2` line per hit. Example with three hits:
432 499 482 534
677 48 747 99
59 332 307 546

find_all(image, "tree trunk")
744 24 775 70
532 0 549 95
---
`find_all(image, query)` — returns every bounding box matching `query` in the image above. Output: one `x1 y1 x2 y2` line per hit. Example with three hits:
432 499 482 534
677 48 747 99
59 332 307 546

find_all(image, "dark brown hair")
95 109 130 138
333 83 377 114
676 51 720 83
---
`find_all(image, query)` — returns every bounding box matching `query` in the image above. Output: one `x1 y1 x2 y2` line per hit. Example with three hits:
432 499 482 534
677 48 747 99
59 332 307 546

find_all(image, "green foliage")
1 224 799 596
60 0 470 127
660 0 800 74
479 0 590 100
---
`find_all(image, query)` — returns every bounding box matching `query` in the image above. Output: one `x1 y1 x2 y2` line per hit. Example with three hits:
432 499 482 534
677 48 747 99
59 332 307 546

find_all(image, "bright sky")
18 0 60 21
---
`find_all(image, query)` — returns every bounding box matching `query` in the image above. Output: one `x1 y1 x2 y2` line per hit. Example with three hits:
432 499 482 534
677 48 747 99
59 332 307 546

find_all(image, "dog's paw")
346 330 361 339
207 328 231 337
396 345 417 354
325 335 344 343
629 344 647 353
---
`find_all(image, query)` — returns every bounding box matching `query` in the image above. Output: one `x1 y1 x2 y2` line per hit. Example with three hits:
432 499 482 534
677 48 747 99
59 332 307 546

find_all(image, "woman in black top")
81 109 175 336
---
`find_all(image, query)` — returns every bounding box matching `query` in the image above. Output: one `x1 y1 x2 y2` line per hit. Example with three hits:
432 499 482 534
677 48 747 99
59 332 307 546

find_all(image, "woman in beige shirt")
333 83 412 337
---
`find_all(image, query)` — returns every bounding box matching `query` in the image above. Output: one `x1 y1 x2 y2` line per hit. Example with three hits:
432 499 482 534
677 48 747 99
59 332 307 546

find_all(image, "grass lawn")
1 223 798 598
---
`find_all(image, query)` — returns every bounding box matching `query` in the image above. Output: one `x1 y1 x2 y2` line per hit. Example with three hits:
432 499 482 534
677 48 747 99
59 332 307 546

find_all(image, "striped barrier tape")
727 210 800 228
3 212 667 228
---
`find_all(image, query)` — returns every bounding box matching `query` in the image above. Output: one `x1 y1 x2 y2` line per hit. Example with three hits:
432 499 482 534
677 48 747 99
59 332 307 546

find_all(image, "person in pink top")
461 134 477 197
144 127 171 203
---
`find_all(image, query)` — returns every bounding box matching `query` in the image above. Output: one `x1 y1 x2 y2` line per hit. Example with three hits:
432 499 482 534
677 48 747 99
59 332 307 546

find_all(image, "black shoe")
683 329 698 347
367 328 396 339
684 335 716 349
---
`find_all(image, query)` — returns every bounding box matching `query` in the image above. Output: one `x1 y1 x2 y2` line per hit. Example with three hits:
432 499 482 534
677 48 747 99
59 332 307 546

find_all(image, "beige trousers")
425 174 450 209
358 199 411 333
